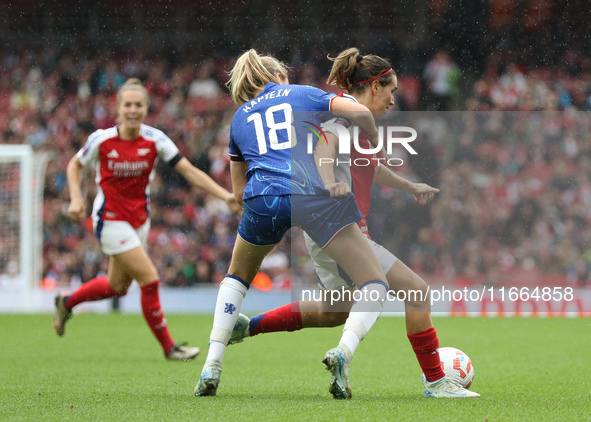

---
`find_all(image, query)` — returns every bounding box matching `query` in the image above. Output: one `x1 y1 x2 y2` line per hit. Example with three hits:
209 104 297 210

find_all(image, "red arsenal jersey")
350 132 380 237
77 124 179 228
322 93 379 238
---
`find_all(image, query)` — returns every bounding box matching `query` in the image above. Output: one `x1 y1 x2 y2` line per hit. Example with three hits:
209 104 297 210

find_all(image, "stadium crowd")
1 38 591 289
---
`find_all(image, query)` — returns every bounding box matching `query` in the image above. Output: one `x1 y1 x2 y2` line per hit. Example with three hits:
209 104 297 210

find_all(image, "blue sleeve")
228 123 245 161
303 86 336 112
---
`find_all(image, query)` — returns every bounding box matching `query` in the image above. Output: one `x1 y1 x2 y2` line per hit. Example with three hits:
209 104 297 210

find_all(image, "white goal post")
0 145 50 294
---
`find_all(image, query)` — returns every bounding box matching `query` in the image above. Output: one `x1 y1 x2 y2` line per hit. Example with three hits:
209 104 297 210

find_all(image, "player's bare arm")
331 97 379 142
174 157 242 214
230 160 248 206
66 156 86 223
373 163 439 205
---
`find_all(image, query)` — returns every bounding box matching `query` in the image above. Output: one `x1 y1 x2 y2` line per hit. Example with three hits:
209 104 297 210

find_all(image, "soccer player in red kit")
230 49 480 398
54 78 242 360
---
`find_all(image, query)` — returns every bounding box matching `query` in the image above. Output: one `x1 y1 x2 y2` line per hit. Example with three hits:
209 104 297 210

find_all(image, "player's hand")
226 195 243 215
325 182 351 197
68 198 86 223
407 183 439 205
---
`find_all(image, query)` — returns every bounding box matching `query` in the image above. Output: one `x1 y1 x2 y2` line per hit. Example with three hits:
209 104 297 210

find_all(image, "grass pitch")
1 314 589 421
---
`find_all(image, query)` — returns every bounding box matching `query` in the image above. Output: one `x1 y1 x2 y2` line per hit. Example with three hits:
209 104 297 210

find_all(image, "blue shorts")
238 194 363 248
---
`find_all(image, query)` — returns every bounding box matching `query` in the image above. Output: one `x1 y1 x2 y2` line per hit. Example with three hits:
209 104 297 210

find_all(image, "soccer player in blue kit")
194 50 391 398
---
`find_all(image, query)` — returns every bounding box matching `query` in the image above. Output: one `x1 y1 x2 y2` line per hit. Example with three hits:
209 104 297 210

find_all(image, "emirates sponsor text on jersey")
107 160 150 177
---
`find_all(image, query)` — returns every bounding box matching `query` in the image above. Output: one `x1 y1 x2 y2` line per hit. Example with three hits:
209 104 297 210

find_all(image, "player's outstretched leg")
423 374 480 398
229 296 351 345
228 301 307 345
53 276 121 336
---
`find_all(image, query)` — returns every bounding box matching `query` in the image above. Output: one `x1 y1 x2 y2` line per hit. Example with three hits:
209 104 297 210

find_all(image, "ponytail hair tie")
356 54 364 63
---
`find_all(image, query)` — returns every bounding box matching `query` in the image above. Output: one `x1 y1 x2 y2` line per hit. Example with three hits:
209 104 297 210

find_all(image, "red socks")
407 327 446 382
65 276 121 309
249 302 303 336
65 277 174 355
140 281 175 355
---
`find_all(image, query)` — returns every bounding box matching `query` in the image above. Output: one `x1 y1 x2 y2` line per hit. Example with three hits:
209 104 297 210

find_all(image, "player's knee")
390 271 429 304
135 269 159 286
404 278 430 308
110 287 128 296
318 311 348 327
111 284 129 296
410 278 429 297
108 278 131 295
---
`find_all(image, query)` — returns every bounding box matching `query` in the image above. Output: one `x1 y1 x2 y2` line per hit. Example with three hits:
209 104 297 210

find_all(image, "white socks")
205 276 249 365
339 281 388 357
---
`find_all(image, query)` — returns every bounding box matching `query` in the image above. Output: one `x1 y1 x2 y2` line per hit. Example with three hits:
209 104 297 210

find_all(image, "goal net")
0 145 50 292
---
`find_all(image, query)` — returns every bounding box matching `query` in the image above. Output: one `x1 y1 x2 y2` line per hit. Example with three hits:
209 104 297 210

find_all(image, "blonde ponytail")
226 49 288 105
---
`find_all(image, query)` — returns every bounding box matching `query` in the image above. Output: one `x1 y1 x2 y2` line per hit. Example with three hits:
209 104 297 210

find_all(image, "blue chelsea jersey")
229 83 336 199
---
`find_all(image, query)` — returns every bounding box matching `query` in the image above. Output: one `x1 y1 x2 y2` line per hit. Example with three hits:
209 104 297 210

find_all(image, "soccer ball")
423 347 475 389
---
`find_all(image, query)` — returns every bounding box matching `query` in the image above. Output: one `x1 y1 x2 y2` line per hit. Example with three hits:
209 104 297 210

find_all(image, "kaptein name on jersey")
107 160 150 177
242 89 291 113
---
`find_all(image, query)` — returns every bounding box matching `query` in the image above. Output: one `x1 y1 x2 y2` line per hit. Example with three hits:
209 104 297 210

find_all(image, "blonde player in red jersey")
230 48 480 398
54 78 242 360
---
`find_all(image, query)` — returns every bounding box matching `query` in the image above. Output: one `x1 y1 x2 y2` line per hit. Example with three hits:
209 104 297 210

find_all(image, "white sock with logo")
339 281 388 357
205 276 249 366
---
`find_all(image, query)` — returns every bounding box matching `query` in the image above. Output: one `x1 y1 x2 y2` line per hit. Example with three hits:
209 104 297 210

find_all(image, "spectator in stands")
189 61 221 99
0 38 588 291
422 51 458 110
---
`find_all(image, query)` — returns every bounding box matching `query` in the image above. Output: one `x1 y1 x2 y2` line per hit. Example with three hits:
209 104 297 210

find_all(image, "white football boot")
195 360 223 396
423 375 481 398
322 344 353 399
166 343 200 361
